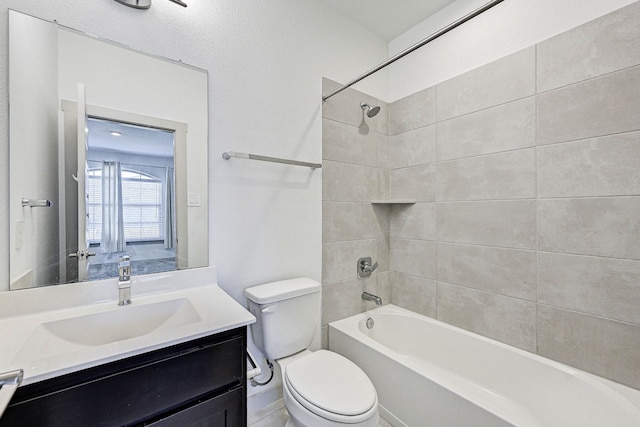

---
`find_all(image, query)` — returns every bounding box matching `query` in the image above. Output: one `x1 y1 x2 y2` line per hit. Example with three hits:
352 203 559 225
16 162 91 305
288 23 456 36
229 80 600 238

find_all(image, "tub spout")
362 292 382 305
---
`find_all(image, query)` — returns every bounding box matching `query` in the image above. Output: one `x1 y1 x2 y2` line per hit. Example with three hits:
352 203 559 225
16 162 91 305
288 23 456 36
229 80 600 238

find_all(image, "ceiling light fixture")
113 0 187 9
110 131 123 137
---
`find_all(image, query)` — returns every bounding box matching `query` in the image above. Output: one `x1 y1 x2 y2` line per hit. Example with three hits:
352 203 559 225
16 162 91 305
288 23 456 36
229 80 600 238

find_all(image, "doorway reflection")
86 118 176 280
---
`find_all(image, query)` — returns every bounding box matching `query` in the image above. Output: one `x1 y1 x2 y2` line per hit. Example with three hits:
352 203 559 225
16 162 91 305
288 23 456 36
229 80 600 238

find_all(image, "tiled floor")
248 399 393 427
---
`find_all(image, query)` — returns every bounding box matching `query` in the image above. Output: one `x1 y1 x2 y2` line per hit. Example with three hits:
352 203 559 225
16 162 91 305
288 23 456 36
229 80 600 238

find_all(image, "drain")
366 317 374 329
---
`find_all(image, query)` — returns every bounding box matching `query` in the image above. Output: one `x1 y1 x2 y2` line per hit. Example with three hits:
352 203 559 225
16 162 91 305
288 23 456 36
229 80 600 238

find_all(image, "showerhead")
361 102 381 118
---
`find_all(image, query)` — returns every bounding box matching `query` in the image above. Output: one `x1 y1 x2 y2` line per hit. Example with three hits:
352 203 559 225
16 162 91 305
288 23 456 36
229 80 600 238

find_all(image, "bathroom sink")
41 298 201 346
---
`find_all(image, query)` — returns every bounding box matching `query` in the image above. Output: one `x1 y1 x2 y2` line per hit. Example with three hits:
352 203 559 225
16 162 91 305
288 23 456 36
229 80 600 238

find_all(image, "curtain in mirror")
100 161 126 253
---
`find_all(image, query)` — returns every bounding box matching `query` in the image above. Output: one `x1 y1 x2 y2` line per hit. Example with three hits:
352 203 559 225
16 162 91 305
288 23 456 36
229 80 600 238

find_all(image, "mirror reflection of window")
86 118 176 280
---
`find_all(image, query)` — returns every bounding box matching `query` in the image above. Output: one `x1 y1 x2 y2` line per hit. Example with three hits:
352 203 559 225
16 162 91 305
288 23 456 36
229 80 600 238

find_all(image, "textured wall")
387 2 640 389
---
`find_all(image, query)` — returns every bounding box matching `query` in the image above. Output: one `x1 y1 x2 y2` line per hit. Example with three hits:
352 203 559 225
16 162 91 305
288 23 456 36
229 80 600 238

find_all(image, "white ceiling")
87 118 174 158
319 0 457 41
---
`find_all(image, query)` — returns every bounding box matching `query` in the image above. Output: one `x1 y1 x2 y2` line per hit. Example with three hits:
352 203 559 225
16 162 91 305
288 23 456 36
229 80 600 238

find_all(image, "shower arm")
322 0 505 102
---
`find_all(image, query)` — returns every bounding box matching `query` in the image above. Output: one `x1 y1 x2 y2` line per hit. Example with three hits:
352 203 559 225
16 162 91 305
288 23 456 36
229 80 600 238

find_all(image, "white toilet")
245 278 379 427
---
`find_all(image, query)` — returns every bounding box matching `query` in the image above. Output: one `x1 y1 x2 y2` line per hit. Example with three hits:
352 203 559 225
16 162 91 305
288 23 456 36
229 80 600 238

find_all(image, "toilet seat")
284 350 377 423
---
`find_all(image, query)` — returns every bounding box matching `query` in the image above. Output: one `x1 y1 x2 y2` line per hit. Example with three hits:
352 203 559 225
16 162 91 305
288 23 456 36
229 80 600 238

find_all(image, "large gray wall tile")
538 132 640 198
389 86 436 135
437 200 536 249
322 238 387 284
322 78 388 134
437 97 536 161
390 238 436 279
538 197 640 259
390 203 436 240
436 149 536 201
537 66 640 145
537 1 640 92
322 279 365 325
390 272 437 318
389 124 436 169
322 118 384 167
437 47 536 121
389 164 435 201
322 160 383 202
537 305 640 389
538 252 640 325
437 243 536 300
437 282 537 352
323 202 389 242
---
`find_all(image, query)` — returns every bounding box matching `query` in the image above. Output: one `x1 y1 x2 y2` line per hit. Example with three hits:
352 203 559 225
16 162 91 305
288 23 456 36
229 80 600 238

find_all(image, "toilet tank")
245 278 321 360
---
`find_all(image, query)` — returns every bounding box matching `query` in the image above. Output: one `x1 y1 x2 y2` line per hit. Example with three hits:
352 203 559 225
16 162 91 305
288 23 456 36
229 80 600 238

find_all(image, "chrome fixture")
114 0 152 9
362 292 382 306
0 370 23 417
360 102 381 118
357 257 378 278
118 255 132 306
113 0 187 9
21 198 53 208
322 0 505 101
222 151 322 169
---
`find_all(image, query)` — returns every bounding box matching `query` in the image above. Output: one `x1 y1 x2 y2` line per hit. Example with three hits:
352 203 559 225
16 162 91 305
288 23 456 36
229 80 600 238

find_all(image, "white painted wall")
388 0 639 101
0 1 389 295
8 12 59 289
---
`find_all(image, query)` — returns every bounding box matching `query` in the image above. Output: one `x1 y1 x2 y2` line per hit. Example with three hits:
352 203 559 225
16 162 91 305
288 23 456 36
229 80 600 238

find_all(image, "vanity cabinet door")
147 387 243 426
0 329 247 427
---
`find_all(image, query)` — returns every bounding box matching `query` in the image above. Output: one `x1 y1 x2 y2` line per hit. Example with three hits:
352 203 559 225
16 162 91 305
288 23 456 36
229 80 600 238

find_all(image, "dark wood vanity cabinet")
0 327 247 427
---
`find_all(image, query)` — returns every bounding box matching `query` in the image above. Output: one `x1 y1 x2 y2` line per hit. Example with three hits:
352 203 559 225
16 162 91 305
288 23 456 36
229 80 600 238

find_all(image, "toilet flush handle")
261 305 276 314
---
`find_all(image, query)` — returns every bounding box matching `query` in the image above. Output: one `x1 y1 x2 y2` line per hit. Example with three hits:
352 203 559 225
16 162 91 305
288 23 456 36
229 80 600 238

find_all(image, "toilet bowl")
244 278 379 427
279 350 378 427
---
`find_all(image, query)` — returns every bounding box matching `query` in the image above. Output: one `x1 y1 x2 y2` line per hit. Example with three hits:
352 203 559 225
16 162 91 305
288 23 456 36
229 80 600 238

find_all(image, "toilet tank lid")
244 278 321 304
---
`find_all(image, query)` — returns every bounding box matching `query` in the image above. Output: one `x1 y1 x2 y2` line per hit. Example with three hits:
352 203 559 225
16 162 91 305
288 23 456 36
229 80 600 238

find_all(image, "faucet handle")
118 255 131 282
357 257 378 278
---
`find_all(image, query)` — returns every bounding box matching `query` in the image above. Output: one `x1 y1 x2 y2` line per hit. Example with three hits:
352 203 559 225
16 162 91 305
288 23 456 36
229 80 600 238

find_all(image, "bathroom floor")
248 399 393 427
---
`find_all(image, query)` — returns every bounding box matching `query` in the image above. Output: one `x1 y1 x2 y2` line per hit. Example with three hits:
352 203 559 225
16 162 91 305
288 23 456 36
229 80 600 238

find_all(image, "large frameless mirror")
8 10 209 289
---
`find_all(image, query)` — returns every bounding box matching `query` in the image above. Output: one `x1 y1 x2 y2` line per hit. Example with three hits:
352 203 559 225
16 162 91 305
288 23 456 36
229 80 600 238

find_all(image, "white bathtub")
329 304 640 427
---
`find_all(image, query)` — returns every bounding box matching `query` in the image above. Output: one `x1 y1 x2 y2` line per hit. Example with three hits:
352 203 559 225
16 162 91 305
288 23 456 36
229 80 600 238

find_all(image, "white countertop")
0 267 255 385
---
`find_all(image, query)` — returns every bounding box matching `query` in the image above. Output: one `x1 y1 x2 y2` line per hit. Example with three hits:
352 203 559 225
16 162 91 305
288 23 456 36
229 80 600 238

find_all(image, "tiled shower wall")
322 2 640 390
321 78 391 345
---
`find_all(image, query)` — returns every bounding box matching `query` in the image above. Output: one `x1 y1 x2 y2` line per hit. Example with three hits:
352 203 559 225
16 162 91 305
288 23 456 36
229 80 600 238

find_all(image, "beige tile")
322 279 365 325
436 149 536 201
323 202 389 243
437 243 536 300
537 305 640 389
537 132 640 198
538 252 640 325
389 86 436 135
437 97 536 161
322 78 388 134
322 118 384 167
537 1 640 92
437 47 536 121
389 124 436 169
322 160 383 202
538 197 640 259
322 238 386 284
389 164 435 202
390 238 437 279
436 282 536 352
437 200 536 250
363 271 392 308
537 66 640 145
390 272 437 318
390 203 437 240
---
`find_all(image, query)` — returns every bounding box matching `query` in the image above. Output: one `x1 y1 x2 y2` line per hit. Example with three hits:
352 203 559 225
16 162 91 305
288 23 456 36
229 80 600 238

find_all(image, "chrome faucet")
362 292 382 306
357 257 379 278
118 255 131 306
